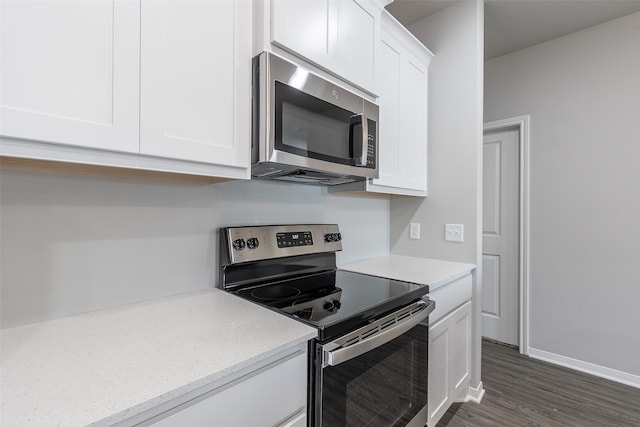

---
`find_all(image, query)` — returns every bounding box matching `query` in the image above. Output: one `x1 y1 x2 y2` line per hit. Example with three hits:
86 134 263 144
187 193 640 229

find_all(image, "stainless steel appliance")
219 224 435 427
252 52 379 185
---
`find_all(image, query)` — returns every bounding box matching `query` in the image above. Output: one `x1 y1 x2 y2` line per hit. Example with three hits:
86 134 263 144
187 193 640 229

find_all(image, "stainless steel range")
219 224 435 427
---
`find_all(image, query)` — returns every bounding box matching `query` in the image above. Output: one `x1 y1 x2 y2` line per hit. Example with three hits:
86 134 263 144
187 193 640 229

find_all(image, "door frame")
483 115 530 355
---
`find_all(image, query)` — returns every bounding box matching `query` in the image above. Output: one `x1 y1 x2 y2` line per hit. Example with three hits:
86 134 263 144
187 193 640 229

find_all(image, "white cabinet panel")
1 0 251 179
428 318 450 425
279 411 307 427
140 0 250 167
429 274 473 324
271 0 331 64
398 55 428 190
428 280 472 427
377 38 401 181
269 0 379 94
149 351 307 427
340 11 431 197
0 0 139 152
451 301 471 399
334 0 378 91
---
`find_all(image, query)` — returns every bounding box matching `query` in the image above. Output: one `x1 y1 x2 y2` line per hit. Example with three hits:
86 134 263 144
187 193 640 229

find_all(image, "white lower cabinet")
428 276 472 427
142 349 307 427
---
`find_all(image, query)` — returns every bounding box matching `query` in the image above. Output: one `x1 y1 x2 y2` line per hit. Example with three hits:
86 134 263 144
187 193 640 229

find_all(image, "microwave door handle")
350 113 368 167
321 303 429 367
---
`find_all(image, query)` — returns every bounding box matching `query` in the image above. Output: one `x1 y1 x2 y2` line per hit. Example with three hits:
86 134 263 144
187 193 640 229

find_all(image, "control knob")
324 233 342 242
246 237 260 249
232 239 245 250
323 300 341 311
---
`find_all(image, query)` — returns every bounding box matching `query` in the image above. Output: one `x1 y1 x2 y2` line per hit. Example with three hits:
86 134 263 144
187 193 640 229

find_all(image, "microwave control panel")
366 119 377 169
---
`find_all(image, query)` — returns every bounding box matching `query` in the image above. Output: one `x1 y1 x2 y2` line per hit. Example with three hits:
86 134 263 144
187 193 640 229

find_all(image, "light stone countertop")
340 255 476 290
0 289 317 427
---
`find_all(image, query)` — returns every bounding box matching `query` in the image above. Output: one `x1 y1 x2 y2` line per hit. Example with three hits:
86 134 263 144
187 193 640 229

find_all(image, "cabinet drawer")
429 274 472 324
147 351 307 426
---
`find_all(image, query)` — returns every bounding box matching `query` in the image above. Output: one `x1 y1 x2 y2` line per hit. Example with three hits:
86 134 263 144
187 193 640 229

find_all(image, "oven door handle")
321 301 430 367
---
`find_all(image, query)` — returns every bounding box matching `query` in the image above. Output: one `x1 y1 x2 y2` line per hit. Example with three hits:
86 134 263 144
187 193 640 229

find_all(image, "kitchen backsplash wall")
0 170 390 328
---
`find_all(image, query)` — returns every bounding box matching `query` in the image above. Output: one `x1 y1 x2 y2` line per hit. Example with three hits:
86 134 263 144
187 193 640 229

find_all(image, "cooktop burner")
250 285 301 300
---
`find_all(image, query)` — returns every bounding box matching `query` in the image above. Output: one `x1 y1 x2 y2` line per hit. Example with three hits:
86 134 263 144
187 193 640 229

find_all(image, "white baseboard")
465 381 485 403
528 347 640 389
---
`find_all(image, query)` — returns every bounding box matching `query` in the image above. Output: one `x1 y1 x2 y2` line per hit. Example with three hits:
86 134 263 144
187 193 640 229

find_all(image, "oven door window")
320 323 428 427
274 81 362 166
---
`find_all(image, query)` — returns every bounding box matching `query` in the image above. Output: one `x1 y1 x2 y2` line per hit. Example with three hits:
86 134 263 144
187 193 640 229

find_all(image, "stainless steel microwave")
251 52 379 185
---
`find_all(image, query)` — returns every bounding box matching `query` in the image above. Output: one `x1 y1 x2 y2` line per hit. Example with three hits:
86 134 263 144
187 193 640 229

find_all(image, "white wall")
390 0 484 390
0 170 390 328
390 0 482 265
485 12 640 380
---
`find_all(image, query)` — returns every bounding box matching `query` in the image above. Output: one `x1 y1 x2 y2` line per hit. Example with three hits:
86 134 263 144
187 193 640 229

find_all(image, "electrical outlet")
445 224 464 242
409 223 420 240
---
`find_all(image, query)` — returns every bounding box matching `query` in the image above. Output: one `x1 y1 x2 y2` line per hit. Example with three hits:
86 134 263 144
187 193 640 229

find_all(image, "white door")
140 0 251 167
0 0 140 152
482 129 519 346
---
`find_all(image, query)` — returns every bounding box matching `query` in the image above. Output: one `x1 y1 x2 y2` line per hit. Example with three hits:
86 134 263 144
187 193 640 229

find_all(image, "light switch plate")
445 224 464 242
409 223 420 240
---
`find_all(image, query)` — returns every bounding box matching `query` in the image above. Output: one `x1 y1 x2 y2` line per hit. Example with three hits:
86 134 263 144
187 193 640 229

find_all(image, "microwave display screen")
275 81 362 166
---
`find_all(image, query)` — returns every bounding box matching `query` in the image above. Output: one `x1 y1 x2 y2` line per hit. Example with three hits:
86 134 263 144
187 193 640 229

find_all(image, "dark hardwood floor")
437 340 640 427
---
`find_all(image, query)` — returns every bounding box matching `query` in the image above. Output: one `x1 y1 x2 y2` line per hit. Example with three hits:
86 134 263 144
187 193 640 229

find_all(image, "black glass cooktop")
234 269 429 342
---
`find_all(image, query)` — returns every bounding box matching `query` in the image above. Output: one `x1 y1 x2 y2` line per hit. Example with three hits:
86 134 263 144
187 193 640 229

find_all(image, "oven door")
313 299 434 427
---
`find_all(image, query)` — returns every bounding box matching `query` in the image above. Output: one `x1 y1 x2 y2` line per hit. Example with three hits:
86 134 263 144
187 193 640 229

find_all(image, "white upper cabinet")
333 0 379 93
271 0 332 65
1 0 250 179
0 0 140 153
140 0 250 167
268 0 381 95
368 11 432 196
330 11 432 197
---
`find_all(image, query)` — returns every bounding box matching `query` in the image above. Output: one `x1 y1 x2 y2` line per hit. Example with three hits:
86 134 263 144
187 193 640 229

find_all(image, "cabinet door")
149 351 307 426
451 301 472 400
0 0 139 152
334 0 378 92
397 50 428 192
271 0 332 66
428 316 451 426
375 35 401 187
428 300 472 427
279 411 307 427
140 0 250 167
271 0 378 94
368 14 430 196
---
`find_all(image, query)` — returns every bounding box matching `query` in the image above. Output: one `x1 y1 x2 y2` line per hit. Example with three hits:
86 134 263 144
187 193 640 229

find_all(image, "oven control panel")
276 231 313 248
223 224 342 264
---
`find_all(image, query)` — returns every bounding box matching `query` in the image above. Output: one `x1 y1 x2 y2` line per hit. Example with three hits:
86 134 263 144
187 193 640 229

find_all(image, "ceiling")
385 0 640 59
